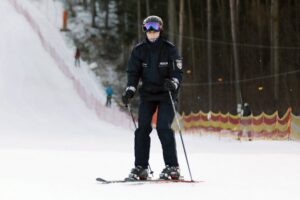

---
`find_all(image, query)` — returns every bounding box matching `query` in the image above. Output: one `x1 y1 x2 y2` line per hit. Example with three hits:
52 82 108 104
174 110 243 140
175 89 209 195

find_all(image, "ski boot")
125 166 149 181
159 165 180 180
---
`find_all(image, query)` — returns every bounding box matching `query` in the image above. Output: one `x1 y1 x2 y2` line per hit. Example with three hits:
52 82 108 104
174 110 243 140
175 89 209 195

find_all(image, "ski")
96 177 200 184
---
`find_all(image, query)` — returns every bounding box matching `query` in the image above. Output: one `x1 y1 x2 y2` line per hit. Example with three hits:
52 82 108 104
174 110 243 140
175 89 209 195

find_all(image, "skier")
105 85 113 107
74 47 80 67
238 102 252 141
121 15 183 180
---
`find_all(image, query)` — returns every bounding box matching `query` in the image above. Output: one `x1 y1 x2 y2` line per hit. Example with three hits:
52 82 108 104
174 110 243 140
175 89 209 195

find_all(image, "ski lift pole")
168 91 194 182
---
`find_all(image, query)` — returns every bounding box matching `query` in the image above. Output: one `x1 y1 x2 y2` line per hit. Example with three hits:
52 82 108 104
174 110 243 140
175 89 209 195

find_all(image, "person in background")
238 102 252 141
105 85 113 107
121 15 183 180
74 47 80 67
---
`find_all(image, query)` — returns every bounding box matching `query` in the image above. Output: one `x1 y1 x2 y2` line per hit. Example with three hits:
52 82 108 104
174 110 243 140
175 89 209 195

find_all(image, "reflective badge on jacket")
176 59 182 69
159 61 168 67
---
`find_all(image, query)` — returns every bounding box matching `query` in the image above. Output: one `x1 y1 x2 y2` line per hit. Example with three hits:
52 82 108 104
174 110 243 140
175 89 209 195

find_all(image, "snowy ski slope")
0 1 300 200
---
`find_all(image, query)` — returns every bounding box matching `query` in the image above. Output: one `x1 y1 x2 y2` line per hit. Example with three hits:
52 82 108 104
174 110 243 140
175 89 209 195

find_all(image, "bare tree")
137 0 142 40
91 0 97 27
187 0 196 81
229 0 242 107
146 0 150 16
66 0 76 17
270 0 279 102
82 0 88 10
104 0 110 29
178 0 184 55
207 0 212 111
167 0 176 43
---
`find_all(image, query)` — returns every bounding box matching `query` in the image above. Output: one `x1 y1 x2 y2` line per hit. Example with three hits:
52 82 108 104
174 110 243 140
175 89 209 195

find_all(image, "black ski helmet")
142 15 163 32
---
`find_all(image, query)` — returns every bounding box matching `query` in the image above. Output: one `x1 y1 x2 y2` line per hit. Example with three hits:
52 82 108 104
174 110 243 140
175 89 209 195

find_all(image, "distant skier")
121 15 183 180
105 86 113 107
74 47 80 67
238 102 252 141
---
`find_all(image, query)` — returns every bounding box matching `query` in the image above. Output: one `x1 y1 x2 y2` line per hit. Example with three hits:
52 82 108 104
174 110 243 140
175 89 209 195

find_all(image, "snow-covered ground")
1 0 300 200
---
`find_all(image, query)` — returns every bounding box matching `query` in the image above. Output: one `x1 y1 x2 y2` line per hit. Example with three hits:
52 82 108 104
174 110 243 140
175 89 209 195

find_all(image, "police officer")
122 16 183 180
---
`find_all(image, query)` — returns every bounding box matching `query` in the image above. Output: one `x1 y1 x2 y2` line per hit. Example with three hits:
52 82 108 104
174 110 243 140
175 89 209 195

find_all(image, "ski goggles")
143 21 161 32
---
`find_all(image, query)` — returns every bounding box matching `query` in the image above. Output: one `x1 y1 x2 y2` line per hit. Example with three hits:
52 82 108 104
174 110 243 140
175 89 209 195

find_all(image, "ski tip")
96 177 108 183
167 179 201 183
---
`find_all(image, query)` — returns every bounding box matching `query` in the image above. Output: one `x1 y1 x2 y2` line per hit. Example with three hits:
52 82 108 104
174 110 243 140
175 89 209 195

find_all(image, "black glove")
164 79 178 92
122 87 135 105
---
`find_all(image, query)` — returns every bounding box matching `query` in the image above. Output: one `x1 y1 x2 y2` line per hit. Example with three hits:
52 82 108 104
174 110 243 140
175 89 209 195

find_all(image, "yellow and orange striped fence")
292 113 300 140
178 108 300 140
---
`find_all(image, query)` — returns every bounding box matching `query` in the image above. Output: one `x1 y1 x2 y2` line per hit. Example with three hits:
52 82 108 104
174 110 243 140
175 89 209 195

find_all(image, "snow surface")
1 0 300 200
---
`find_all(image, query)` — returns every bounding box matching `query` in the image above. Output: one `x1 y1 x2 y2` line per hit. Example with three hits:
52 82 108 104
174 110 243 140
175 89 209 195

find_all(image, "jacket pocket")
158 61 169 77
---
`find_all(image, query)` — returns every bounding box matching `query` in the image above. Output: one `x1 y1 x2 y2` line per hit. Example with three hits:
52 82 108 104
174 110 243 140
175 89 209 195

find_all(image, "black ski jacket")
243 105 252 117
126 36 183 101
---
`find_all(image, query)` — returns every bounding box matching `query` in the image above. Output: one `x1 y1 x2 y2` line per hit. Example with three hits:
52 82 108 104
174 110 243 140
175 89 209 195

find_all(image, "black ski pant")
134 99 179 169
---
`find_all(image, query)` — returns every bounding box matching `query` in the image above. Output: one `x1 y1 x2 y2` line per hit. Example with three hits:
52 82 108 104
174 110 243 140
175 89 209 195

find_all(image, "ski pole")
127 104 137 129
168 91 194 182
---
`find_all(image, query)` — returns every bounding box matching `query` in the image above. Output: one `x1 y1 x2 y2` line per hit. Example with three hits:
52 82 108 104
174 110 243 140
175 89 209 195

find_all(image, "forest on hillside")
65 0 300 116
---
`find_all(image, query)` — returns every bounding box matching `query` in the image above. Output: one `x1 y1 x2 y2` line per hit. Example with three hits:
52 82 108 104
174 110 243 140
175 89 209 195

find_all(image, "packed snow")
0 0 300 200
